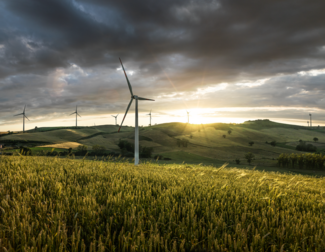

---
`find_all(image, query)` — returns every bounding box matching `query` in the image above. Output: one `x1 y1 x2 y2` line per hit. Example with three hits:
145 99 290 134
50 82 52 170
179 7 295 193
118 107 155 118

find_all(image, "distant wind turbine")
147 110 152 126
14 105 29 133
118 58 154 165
187 111 190 124
309 113 312 127
307 121 309 127
70 106 81 128
112 114 119 125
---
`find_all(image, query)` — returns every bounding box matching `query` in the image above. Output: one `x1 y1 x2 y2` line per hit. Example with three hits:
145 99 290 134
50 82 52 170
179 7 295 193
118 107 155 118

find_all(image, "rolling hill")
1 120 325 168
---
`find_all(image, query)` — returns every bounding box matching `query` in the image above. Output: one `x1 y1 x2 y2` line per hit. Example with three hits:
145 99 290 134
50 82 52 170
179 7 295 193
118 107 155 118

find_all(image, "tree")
313 137 319 142
249 141 254 146
245 152 255 164
92 145 106 153
222 135 226 138
270 141 276 147
235 158 240 164
140 146 153 158
228 130 232 135
118 139 134 153
77 145 88 151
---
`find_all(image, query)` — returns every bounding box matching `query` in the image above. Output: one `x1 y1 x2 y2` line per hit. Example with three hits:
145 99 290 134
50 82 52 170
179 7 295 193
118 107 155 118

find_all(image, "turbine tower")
309 113 312 127
187 111 190 124
14 105 29 133
112 114 119 125
118 58 154 165
307 121 309 127
70 106 81 128
147 110 152 126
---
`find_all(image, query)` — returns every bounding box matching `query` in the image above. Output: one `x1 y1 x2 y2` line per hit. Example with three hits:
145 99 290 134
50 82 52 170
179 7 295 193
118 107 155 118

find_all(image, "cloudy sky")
1 0 325 131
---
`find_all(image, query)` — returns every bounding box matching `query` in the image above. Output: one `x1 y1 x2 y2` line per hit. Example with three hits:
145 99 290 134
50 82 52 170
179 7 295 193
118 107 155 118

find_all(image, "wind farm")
2 1 325 251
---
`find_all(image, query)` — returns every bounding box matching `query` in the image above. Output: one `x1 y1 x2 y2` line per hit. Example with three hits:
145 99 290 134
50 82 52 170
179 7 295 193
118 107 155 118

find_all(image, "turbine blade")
119 58 134 96
14 113 23 116
111 115 115 118
24 115 30 121
77 113 81 117
69 112 76 115
118 98 133 132
24 105 26 113
137 97 155 101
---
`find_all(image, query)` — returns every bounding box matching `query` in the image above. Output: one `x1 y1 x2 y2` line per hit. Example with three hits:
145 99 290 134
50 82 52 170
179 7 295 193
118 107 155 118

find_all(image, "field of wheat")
1 156 325 251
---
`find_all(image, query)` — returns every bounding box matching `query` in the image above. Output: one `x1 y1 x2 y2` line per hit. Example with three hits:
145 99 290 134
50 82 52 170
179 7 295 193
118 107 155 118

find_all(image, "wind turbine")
187 111 190 124
14 105 29 133
307 121 309 127
147 110 152 126
309 113 312 127
70 106 81 128
112 114 119 125
118 58 154 165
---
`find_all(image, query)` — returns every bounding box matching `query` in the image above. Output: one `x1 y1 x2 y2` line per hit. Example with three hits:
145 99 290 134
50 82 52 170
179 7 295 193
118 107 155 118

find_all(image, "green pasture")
1 120 325 169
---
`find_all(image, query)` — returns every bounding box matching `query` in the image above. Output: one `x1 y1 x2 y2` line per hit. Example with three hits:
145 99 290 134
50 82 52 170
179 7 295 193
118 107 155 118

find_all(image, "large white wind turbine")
70 106 81 128
14 105 29 133
112 114 119 125
147 110 152 126
118 58 154 165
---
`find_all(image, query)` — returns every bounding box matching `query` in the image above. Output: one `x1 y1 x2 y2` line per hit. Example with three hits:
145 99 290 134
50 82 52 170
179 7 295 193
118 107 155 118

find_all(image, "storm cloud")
1 0 325 129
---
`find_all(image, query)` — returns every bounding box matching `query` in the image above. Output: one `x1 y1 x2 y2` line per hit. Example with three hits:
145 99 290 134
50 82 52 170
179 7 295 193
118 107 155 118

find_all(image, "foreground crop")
1 157 325 251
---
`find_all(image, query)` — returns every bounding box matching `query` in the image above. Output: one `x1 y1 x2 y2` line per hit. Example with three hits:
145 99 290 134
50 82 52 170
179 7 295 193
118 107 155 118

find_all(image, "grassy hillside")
1 120 325 168
1 156 325 251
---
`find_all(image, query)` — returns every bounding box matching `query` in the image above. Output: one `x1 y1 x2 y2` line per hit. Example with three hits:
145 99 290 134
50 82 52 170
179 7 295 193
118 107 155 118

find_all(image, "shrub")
296 141 317 152
222 135 226 138
92 145 106 153
77 145 88 151
245 152 255 164
235 158 240 164
140 146 153 158
228 130 232 135
176 138 189 147
314 137 319 142
249 141 254 146
189 134 193 139
20 146 32 156
118 139 134 153
154 155 164 160
270 141 276 147
75 145 88 156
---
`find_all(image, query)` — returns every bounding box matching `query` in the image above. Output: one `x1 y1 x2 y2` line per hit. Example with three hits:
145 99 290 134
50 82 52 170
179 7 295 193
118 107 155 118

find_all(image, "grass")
2 120 325 170
1 156 325 251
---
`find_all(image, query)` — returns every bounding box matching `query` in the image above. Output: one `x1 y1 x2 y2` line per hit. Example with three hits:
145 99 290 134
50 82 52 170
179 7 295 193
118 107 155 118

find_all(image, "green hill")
1 120 325 168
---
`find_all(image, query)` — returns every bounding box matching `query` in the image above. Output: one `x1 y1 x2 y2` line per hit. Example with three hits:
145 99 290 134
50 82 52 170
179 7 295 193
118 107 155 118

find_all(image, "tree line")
278 153 325 169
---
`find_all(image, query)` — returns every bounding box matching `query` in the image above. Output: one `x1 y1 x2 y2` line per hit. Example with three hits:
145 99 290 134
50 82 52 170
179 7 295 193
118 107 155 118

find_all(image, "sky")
1 0 325 131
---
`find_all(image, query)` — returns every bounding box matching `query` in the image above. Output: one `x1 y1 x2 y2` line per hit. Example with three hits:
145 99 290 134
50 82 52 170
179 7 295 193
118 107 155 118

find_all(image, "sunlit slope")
1 120 325 166
0 125 132 148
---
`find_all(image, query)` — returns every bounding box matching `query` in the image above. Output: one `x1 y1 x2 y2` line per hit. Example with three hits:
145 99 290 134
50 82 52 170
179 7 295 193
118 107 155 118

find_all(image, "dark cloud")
1 0 325 129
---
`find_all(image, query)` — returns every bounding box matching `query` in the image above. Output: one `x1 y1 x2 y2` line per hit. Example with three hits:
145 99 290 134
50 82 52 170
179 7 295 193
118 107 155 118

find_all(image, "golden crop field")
1 156 325 251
